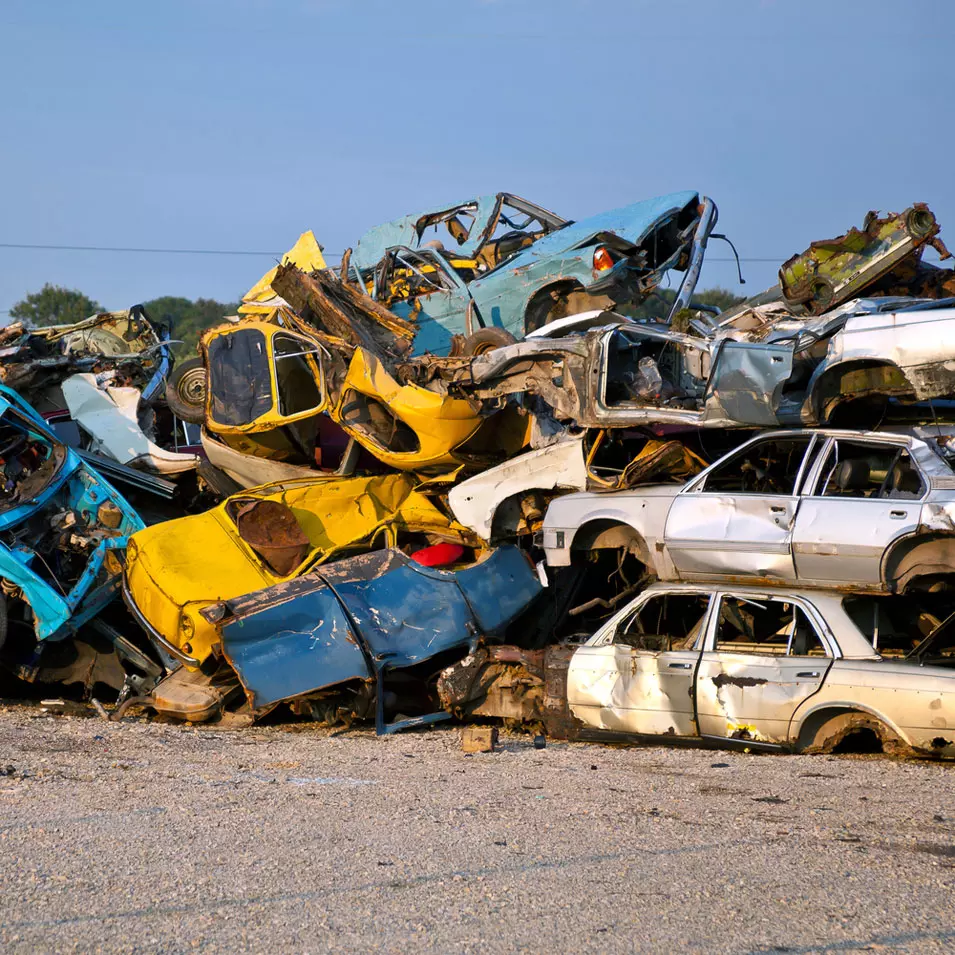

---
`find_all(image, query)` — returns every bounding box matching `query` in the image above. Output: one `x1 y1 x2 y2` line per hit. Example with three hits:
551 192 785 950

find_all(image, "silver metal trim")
121 573 200 668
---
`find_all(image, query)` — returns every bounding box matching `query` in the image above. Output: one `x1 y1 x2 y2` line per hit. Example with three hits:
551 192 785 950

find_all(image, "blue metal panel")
452 546 543 633
217 545 543 713
222 585 368 708
492 191 700 269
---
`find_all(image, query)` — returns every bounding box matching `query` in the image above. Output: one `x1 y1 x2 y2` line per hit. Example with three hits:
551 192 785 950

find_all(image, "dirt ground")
0 703 952 954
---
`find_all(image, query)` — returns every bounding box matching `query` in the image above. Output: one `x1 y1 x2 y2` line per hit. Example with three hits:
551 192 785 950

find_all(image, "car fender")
543 490 675 573
789 697 915 753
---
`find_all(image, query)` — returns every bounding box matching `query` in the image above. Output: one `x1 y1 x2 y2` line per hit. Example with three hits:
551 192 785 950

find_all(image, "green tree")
143 296 240 358
9 283 103 327
626 286 746 322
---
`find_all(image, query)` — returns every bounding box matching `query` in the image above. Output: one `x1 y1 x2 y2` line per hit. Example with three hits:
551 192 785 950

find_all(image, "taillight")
593 247 614 271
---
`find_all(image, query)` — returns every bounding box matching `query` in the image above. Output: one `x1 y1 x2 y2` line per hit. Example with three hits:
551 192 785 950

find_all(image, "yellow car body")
238 231 328 315
200 318 529 474
202 319 328 437
123 472 477 668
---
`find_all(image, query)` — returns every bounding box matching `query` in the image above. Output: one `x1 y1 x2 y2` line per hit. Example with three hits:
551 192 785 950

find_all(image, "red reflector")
593 247 614 271
410 542 466 567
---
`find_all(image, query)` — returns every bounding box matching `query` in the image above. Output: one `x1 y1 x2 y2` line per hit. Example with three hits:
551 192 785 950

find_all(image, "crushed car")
198 277 530 476
404 296 955 431
439 581 955 758
346 191 717 355
778 203 953 314
0 305 201 479
181 542 544 732
122 471 487 672
0 384 158 693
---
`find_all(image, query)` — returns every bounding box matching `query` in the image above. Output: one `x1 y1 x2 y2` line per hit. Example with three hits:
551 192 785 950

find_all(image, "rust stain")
712 673 768 689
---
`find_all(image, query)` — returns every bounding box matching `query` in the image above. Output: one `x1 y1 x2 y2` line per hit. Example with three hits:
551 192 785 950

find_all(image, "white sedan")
543 427 955 593
565 581 955 757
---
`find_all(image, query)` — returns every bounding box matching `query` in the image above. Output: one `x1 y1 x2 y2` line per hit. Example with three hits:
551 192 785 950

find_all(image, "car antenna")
710 234 746 285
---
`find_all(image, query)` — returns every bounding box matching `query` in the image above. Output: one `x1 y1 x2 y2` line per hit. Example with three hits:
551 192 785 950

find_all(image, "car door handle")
769 505 787 513
890 510 907 519
796 671 820 678
668 662 693 670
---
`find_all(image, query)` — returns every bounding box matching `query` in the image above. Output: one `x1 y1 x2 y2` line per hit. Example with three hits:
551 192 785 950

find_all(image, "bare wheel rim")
178 367 207 405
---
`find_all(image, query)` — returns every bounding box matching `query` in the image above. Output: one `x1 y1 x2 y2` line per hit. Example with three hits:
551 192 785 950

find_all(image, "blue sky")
0 0 951 315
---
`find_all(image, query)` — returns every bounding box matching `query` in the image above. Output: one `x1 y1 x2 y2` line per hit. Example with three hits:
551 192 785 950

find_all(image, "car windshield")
0 407 67 512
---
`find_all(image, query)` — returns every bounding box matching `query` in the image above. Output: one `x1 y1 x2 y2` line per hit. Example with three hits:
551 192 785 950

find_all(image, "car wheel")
165 358 207 424
461 327 517 356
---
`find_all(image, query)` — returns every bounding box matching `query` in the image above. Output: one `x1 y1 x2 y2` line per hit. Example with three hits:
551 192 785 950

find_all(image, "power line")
0 242 282 256
0 240 786 264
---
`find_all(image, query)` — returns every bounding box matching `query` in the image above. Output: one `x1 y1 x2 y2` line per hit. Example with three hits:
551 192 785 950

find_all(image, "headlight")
179 613 195 640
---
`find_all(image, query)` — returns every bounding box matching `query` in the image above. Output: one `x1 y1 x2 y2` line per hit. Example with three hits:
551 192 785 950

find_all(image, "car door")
702 340 795 426
374 247 474 356
664 434 819 582
694 592 833 743
567 591 711 736
791 436 925 587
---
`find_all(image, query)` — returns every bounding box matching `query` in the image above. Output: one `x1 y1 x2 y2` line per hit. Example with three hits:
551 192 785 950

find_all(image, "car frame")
348 191 715 355
543 427 955 595
562 580 955 758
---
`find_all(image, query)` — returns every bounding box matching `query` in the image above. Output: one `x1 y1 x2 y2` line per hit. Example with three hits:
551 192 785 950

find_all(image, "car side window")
613 593 711 651
700 436 813 495
815 440 923 499
273 334 323 417
714 596 829 657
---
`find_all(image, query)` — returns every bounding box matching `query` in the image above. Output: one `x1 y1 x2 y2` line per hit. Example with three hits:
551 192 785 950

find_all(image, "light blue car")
0 385 145 677
347 191 716 356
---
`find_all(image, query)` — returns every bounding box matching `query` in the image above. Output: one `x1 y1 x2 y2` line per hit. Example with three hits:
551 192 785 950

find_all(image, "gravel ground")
0 704 952 954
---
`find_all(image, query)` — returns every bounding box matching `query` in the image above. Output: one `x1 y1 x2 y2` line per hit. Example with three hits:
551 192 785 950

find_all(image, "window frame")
594 589 713 649
800 436 927 502
689 433 820 497
706 591 837 658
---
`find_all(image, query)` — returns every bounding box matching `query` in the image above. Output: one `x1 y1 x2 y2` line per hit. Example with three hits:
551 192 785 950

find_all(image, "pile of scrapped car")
6 190 955 759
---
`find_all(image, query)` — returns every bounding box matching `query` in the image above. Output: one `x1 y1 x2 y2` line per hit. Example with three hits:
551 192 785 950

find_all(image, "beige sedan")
566 581 955 757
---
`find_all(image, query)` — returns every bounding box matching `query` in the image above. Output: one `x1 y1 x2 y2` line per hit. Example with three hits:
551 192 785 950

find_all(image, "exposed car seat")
888 461 923 498
834 458 870 493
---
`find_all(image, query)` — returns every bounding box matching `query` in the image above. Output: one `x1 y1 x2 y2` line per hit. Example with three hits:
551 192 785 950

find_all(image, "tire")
461 327 517 356
165 358 207 424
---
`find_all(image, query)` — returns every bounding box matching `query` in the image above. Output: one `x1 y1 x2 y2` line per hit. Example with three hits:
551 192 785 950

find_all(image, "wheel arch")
881 532 955 593
569 518 652 568
808 358 913 425
523 279 588 336
792 702 911 755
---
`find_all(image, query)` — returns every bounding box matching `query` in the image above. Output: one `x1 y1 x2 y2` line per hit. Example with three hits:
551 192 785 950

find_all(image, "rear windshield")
842 593 955 657
208 328 272 427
